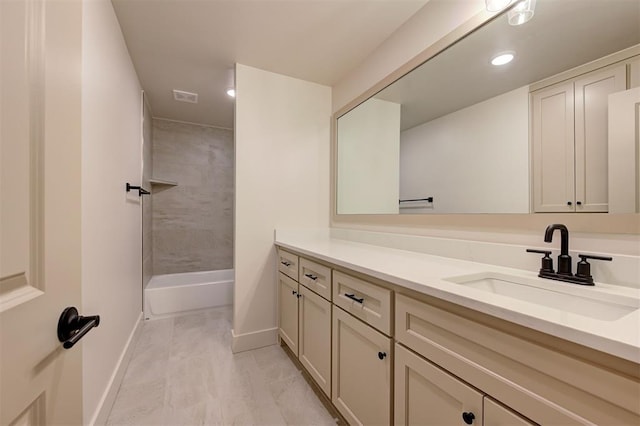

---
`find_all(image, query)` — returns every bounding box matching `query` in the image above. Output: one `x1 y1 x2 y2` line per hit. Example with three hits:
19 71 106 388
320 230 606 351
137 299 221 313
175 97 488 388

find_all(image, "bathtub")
144 269 234 320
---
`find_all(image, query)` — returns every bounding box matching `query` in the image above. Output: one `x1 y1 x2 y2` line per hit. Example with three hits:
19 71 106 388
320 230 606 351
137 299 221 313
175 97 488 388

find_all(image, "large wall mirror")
336 0 640 218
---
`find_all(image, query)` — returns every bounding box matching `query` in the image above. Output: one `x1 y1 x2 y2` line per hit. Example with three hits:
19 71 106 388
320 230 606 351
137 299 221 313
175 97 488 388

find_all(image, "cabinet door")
298 285 331 397
278 272 299 355
332 306 391 426
630 56 640 89
395 344 483 426
531 81 575 212
484 397 537 426
574 64 626 212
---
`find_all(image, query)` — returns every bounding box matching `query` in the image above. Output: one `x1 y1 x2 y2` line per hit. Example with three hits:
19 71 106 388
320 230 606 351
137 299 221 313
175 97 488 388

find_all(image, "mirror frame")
331 6 640 235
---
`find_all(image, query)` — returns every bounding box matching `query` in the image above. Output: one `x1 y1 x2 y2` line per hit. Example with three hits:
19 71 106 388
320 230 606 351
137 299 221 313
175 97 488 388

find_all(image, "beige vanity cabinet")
395 343 483 426
299 257 332 300
395 293 639 425
278 272 299 354
395 339 538 426
532 64 626 213
332 305 392 426
278 249 299 280
484 397 537 426
277 250 332 398
298 284 331 397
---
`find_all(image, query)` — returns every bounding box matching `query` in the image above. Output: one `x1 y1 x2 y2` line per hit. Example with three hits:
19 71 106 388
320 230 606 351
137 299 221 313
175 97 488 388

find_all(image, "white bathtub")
144 269 234 320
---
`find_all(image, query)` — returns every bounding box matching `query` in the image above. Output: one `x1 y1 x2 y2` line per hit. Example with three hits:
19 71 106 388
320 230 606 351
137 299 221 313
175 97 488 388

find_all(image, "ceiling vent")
172 89 198 103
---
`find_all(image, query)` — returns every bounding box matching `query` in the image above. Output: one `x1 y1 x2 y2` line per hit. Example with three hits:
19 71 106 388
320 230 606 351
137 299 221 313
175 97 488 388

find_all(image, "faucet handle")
526 249 554 275
575 254 612 285
578 254 613 262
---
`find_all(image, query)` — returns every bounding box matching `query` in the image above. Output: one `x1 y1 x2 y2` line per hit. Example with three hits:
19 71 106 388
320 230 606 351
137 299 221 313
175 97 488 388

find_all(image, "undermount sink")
444 272 639 322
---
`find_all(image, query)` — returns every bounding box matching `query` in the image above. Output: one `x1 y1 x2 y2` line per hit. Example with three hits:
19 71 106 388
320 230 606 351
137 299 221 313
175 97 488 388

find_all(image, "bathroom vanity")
275 231 639 425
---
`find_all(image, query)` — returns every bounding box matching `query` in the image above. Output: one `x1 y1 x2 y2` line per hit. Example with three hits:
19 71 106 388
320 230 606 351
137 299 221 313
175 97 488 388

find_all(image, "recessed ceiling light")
491 52 515 66
226 89 236 98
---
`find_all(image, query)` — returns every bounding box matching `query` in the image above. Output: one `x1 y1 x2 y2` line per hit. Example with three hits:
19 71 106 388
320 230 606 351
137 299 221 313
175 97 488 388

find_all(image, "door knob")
57 307 100 349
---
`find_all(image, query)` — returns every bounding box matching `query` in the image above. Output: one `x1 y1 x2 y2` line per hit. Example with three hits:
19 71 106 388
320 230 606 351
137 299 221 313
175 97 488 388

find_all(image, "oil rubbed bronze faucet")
544 224 572 275
527 224 612 286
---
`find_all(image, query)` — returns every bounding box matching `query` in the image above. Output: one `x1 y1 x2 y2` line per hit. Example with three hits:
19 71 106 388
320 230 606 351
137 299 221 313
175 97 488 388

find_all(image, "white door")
1 0 84 424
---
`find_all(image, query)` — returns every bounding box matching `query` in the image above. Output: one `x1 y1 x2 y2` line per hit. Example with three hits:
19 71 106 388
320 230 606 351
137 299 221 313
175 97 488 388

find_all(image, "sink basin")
444 272 639 321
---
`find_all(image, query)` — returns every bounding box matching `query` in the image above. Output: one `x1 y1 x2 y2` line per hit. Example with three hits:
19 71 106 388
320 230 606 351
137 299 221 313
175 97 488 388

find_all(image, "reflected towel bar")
399 197 433 203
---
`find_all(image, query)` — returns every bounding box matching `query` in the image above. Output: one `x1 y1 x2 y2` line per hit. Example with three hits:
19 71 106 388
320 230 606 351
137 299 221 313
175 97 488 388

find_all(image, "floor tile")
106 306 335 425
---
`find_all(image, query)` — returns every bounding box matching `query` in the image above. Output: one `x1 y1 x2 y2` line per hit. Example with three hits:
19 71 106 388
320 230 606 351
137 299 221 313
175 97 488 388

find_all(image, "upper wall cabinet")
532 64 627 213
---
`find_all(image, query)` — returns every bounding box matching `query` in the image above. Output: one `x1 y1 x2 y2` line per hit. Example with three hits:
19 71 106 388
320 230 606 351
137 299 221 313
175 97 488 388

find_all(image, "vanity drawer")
333 271 391 335
277 249 299 281
299 257 332 300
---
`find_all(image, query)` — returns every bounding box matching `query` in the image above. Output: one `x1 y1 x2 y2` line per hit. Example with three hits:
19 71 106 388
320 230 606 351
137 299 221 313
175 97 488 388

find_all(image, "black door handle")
57 307 100 349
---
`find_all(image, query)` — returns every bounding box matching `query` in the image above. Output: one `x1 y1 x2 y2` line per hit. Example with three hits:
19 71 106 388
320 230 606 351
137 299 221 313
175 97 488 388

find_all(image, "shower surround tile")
106 307 337 426
152 119 234 275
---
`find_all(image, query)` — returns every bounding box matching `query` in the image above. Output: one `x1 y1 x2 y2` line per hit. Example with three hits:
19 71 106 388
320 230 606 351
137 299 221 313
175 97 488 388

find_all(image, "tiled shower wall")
142 99 153 288
152 119 234 275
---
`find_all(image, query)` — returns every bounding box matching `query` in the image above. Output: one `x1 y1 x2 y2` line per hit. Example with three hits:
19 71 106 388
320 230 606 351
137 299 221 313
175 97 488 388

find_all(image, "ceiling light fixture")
491 52 515 66
226 88 236 98
485 0 514 12
508 0 537 26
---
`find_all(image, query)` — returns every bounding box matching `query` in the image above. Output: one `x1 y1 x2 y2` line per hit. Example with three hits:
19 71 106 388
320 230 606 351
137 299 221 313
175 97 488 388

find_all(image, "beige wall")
151 119 234 275
81 0 143 423
400 86 529 214
233 64 331 352
337 98 400 214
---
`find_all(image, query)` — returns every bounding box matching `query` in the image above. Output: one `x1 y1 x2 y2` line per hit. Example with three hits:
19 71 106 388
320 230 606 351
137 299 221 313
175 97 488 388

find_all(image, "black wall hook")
126 183 150 196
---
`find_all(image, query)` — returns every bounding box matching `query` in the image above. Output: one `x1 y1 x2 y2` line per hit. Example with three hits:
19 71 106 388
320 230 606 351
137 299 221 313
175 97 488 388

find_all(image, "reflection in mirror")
336 0 640 215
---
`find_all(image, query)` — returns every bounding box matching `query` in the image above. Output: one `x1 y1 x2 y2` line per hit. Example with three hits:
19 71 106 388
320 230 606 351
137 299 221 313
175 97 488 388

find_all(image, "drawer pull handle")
462 412 475 425
345 293 364 304
378 351 387 360
304 273 318 280
281 261 292 267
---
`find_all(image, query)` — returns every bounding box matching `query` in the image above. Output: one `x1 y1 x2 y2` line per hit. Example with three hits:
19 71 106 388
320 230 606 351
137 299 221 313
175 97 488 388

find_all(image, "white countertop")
275 231 640 363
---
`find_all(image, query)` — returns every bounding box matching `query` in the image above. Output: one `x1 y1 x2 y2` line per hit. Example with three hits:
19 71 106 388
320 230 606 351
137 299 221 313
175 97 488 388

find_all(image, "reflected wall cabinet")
532 64 627 213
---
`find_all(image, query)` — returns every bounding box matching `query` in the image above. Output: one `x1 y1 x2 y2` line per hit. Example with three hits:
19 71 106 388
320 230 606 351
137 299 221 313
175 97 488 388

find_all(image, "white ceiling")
111 0 429 128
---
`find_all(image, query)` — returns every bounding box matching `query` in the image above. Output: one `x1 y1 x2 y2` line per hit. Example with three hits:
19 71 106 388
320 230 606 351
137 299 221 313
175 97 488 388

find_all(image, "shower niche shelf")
149 178 178 187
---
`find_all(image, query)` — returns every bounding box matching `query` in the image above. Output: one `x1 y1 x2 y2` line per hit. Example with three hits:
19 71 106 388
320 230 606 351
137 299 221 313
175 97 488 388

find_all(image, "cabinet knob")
378 351 387 360
576 201 582 206
566 201 572 206
462 412 475 424
292 290 297 296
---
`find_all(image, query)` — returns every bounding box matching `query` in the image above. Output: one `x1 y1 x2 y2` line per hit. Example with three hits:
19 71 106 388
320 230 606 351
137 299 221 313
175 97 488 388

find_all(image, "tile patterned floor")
106 306 337 425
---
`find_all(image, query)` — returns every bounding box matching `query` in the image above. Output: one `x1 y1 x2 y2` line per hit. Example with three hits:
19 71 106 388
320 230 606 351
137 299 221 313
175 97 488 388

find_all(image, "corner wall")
233 64 331 351
81 0 143 423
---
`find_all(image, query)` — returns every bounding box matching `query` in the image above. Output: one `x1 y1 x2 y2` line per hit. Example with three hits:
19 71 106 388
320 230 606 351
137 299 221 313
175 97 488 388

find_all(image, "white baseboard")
89 312 143 426
231 326 278 353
